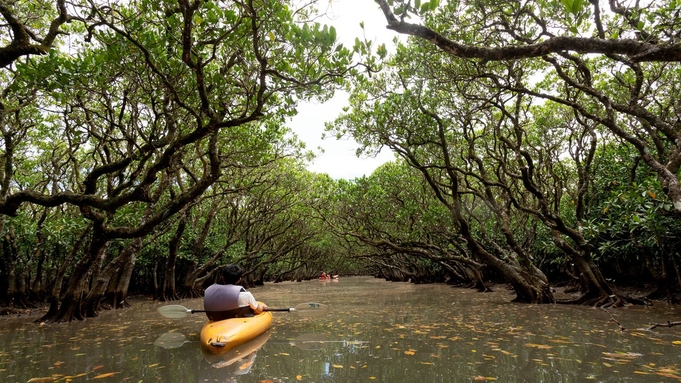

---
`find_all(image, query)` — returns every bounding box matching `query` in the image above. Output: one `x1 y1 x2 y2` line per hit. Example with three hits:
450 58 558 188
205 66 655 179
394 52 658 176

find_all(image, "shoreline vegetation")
2 280 678 323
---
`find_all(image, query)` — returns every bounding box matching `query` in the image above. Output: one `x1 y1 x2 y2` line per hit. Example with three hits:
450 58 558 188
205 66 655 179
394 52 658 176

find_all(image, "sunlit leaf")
656 372 681 379
524 343 552 349
27 378 54 383
331 364 343 368
93 372 117 379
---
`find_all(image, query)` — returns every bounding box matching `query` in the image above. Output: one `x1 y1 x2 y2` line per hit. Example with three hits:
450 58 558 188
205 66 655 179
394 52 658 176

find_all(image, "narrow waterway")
2 276 681 383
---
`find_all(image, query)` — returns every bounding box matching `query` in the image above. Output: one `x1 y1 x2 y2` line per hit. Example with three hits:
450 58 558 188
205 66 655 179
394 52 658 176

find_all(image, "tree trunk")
29 208 49 301
3 225 27 308
84 240 143 317
38 228 87 323
549 229 624 307
41 233 109 323
162 215 186 301
112 252 137 308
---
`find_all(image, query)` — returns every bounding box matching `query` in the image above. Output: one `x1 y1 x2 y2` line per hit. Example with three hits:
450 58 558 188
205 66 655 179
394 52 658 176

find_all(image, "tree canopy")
1 0 681 321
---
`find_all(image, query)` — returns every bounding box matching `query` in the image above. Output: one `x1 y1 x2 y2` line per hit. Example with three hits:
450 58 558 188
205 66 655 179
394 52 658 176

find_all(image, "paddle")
157 302 328 319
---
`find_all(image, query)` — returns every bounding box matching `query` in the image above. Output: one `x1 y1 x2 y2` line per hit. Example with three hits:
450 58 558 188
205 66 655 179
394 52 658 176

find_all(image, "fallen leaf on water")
93 372 117 379
63 373 87 379
602 352 643 359
524 343 552 349
655 372 681 380
27 378 54 383
259 380 274 383
296 375 302 380
331 364 343 368
404 350 416 355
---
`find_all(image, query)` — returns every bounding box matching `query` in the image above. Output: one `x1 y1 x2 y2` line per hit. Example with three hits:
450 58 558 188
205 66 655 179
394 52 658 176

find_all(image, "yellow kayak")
201 329 272 367
199 305 273 355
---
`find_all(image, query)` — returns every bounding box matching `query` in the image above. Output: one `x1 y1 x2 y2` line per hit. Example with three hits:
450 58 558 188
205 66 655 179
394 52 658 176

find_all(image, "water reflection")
2 277 681 383
200 330 271 383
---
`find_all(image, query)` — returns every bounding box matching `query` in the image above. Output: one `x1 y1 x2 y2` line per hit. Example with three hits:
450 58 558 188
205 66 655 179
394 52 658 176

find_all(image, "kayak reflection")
199 329 271 382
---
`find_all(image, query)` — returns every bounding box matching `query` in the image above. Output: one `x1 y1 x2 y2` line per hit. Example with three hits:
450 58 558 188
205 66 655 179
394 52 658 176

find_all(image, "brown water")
2 276 681 383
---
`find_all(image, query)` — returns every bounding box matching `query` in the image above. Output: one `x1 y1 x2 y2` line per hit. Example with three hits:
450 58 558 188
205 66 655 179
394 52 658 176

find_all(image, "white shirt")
238 291 259 310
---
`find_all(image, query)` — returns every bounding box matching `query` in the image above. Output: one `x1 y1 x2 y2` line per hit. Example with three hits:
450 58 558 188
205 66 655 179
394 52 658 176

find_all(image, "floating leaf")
93 372 118 379
656 372 681 379
525 343 552 349
331 364 343 368
27 378 54 383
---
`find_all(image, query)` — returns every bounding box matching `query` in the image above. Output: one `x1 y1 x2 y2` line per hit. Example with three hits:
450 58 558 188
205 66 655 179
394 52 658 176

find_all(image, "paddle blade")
154 332 189 349
157 305 191 319
290 302 328 317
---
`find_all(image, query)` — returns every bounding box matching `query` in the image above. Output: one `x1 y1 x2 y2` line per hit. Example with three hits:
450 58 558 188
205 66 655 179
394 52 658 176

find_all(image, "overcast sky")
287 0 399 180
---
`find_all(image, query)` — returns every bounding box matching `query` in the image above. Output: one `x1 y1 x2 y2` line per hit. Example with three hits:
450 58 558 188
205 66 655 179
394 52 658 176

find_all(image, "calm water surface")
2 277 681 382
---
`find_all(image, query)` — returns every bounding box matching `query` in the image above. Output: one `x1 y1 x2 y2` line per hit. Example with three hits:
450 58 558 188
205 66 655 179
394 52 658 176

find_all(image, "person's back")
203 264 268 321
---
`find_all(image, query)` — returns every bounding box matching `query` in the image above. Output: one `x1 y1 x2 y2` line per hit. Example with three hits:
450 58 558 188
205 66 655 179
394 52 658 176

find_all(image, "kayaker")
203 264 268 321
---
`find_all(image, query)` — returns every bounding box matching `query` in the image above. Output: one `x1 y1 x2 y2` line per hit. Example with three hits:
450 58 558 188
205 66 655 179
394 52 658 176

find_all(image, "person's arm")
239 291 269 313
